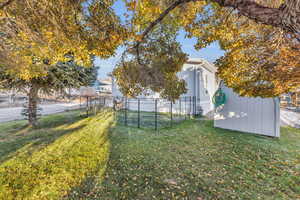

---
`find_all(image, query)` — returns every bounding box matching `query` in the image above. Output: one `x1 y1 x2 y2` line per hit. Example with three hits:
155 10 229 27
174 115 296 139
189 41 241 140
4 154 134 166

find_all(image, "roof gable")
183 58 217 73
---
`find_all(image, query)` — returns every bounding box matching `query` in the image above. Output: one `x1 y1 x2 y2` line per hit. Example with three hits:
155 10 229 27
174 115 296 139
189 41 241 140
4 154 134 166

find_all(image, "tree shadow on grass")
62 133 110 200
67 120 300 200
63 160 107 200
0 111 87 164
0 125 86 164
0 110 83 138
35 110 83 129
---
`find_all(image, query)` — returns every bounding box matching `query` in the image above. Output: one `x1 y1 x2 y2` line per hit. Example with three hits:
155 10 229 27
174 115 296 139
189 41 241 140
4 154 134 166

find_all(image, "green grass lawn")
0 110 114 200
69 120 300 200
0 111 299 200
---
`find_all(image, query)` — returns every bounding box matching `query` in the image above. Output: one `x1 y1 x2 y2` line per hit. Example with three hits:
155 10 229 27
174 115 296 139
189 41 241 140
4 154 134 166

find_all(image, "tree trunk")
0 0 15 9
214 0 300 35
136 0 300 45
28 86 39 127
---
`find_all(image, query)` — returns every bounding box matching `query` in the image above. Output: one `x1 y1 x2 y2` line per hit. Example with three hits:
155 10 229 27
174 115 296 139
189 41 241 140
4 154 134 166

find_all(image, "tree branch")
136 0 300 43
132 0 192 65
214 0 300 35
0 0 15 9
136 0 192 44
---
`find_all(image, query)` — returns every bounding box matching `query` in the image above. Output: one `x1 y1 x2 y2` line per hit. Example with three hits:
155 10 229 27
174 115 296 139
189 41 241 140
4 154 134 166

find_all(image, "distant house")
112 58 218 115
94 77 112 94
280 89 300 108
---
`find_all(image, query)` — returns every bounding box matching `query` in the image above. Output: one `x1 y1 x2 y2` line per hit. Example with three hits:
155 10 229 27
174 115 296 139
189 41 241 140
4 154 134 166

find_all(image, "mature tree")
113 0 300 98
0 59 98 127
0 0 124 126
185 0 300 97
0 0 127 79
1 0 300 99
113 25 188 100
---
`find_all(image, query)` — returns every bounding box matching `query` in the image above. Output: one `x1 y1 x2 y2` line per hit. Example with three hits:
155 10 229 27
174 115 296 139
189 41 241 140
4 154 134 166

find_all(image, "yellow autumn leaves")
1 0 299 97
0 0 127 80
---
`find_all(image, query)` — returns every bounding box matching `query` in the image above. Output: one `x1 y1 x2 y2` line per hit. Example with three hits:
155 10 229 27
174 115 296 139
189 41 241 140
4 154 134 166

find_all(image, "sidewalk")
0 103 80 123
281 109 300 128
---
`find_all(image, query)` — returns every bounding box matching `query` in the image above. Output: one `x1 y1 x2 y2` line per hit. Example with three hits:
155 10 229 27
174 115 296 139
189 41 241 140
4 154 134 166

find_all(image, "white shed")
112 58 218 115
214 84 280 137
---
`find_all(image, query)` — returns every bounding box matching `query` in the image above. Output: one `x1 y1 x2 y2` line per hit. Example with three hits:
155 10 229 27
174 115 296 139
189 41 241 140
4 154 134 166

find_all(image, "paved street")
0 103 80 123
281 109 300 128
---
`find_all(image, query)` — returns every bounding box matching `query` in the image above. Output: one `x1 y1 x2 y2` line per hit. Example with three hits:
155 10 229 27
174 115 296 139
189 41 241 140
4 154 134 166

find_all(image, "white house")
178 58 218 115
111 58 281 137
94 77 112 94
112 58 218 115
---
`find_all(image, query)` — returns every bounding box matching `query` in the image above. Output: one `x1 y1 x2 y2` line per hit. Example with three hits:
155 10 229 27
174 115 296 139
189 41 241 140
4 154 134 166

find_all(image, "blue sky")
95 0 224 79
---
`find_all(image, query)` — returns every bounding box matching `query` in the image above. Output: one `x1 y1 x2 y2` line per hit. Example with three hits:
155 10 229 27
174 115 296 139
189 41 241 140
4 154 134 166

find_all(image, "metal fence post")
95 98 98 114
79 96 82 116
179 98 182 120
170 100 173 127
92 97 94 115
194 96 197 117
138 99 140 128
113 97 115 111
92 99 96 115
189 96 192 119
79 96 81 109
125 97 128 126
86 96 89 117
185 96 187 120
96 98 98 113
155 99 158 130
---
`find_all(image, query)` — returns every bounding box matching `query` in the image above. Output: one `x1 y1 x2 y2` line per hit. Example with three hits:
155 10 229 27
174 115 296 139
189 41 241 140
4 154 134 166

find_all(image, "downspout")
194 67 196 115
194 66 201 115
